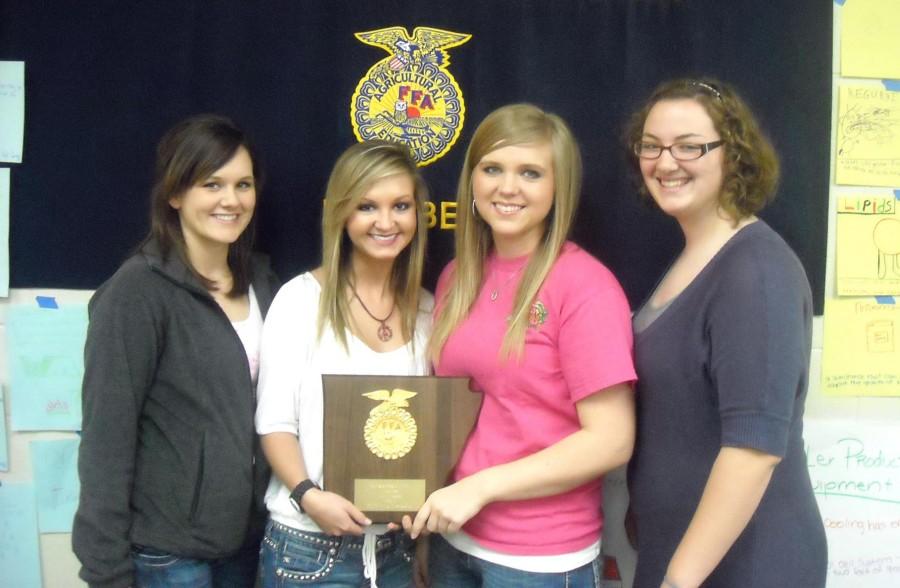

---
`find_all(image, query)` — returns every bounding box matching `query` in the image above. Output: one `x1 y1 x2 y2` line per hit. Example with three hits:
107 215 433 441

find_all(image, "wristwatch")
288 479 321 513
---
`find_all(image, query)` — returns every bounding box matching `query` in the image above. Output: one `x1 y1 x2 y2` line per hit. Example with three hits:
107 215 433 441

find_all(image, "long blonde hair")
429 104 582 362
318 140 428 351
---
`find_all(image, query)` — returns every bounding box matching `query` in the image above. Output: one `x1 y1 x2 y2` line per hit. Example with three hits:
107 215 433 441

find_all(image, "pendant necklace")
489 266 524 302
350 282 395 342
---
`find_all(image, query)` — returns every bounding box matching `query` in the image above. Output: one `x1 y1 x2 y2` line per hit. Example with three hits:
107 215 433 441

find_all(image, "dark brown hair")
146 114 262 295
624 78 779 220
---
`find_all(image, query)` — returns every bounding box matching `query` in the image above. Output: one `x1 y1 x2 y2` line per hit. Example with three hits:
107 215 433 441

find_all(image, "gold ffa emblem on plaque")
363 388 418 460
350 26 471 166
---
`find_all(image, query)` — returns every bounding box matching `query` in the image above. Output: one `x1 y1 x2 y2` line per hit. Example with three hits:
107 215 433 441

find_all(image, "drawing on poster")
837 196 900 295
30 438 80 533
874 218 900 279
806 419 900 586
822 298 900 396
6 304 88 430
836 86 900 188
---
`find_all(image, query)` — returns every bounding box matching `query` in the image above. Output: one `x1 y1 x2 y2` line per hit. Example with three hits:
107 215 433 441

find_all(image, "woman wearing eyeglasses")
624 79 826 588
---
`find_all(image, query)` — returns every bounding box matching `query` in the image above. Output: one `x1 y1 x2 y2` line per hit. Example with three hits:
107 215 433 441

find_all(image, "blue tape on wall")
35 296 58 309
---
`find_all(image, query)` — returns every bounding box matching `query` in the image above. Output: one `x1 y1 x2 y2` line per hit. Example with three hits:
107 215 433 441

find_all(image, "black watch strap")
288 479 321 513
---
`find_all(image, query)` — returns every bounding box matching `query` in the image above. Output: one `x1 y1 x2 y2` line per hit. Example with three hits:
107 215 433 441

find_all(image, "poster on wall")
836 85 900 188
822 297 900 396
840 0 900 79
6 303 88 430
836 195 900 296
0 482 43 587
0 388 8 471
30 438 80 533
0 167 9 297
806 419 900 587
0 61 24 164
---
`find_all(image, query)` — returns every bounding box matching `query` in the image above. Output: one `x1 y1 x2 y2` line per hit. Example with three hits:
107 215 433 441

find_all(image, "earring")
471 199 478 219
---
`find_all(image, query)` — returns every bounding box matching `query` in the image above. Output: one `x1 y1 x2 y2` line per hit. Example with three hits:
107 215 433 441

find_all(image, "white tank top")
230 286 263 385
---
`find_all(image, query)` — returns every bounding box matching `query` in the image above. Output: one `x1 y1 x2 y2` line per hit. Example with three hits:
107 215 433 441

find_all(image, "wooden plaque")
322 374 481 522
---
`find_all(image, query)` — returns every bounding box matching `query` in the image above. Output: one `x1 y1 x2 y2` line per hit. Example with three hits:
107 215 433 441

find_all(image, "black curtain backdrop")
0 0 831 313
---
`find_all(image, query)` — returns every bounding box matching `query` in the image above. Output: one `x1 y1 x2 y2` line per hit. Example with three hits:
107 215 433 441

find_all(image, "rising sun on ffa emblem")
350 26 471 166
362 388 419 460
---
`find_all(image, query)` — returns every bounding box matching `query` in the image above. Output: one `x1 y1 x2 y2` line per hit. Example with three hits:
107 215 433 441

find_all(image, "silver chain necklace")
489 266 524 302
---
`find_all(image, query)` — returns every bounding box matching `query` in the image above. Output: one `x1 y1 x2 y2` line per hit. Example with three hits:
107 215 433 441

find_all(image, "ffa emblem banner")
4 2 830 314
351 27 470 165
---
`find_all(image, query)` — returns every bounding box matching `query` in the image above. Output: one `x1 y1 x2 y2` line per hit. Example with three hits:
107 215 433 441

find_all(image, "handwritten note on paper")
822 297 900 396
0 482 43 588
806 419 900 587
840 0 900 79
1 167 9 296
7 304 88 430
0 61 24 163
836 85 900 187
0 389 8 471
30 438 80 533
837 196 900 296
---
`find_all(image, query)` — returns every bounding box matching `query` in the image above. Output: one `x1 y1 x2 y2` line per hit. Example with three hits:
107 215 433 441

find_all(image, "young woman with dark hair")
73 114 278 588
625 79 827 588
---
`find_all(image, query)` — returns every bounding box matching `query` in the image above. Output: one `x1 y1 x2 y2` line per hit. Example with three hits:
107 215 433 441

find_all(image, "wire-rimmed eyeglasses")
633 140 724 161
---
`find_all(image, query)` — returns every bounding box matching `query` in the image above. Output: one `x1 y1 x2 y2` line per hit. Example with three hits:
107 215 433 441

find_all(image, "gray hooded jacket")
73 239 279 588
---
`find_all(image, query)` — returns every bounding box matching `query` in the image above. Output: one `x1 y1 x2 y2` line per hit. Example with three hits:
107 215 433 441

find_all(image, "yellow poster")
822 297 900 396
840 0 900 79
836 195 900 295
836 85 900 187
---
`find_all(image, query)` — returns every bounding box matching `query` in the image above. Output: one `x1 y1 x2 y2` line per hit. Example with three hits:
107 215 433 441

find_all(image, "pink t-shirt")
435 242 636 555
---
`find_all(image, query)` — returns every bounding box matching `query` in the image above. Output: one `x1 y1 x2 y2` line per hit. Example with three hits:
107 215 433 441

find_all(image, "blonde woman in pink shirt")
408 104 637 587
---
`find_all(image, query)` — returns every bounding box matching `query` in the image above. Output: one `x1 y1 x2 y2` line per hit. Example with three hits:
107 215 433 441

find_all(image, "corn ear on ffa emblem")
350 26 471 166
362 388 419 459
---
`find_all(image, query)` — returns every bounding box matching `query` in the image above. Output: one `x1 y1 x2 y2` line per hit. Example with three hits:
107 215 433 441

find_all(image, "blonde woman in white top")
255 140 432 587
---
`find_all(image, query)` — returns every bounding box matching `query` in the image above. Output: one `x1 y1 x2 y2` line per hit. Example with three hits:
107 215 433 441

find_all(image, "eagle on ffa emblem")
350 26 471 166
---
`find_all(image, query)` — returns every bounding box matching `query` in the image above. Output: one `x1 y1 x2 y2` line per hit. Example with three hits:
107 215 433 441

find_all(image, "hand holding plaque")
322 375 482 523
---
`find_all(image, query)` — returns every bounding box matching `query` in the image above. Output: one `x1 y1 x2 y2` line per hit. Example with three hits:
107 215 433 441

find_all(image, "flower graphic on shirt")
529 300 548 329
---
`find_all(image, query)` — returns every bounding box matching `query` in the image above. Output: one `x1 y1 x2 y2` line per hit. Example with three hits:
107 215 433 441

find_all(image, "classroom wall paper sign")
836 86 900 188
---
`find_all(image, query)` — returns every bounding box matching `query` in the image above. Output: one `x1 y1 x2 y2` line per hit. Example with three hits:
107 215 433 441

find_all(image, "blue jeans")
131 542 258 588
259 520 413 587
428 533 601 588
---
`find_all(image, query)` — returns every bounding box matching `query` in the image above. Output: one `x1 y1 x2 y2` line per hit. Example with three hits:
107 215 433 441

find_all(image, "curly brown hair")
624 78 779 220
